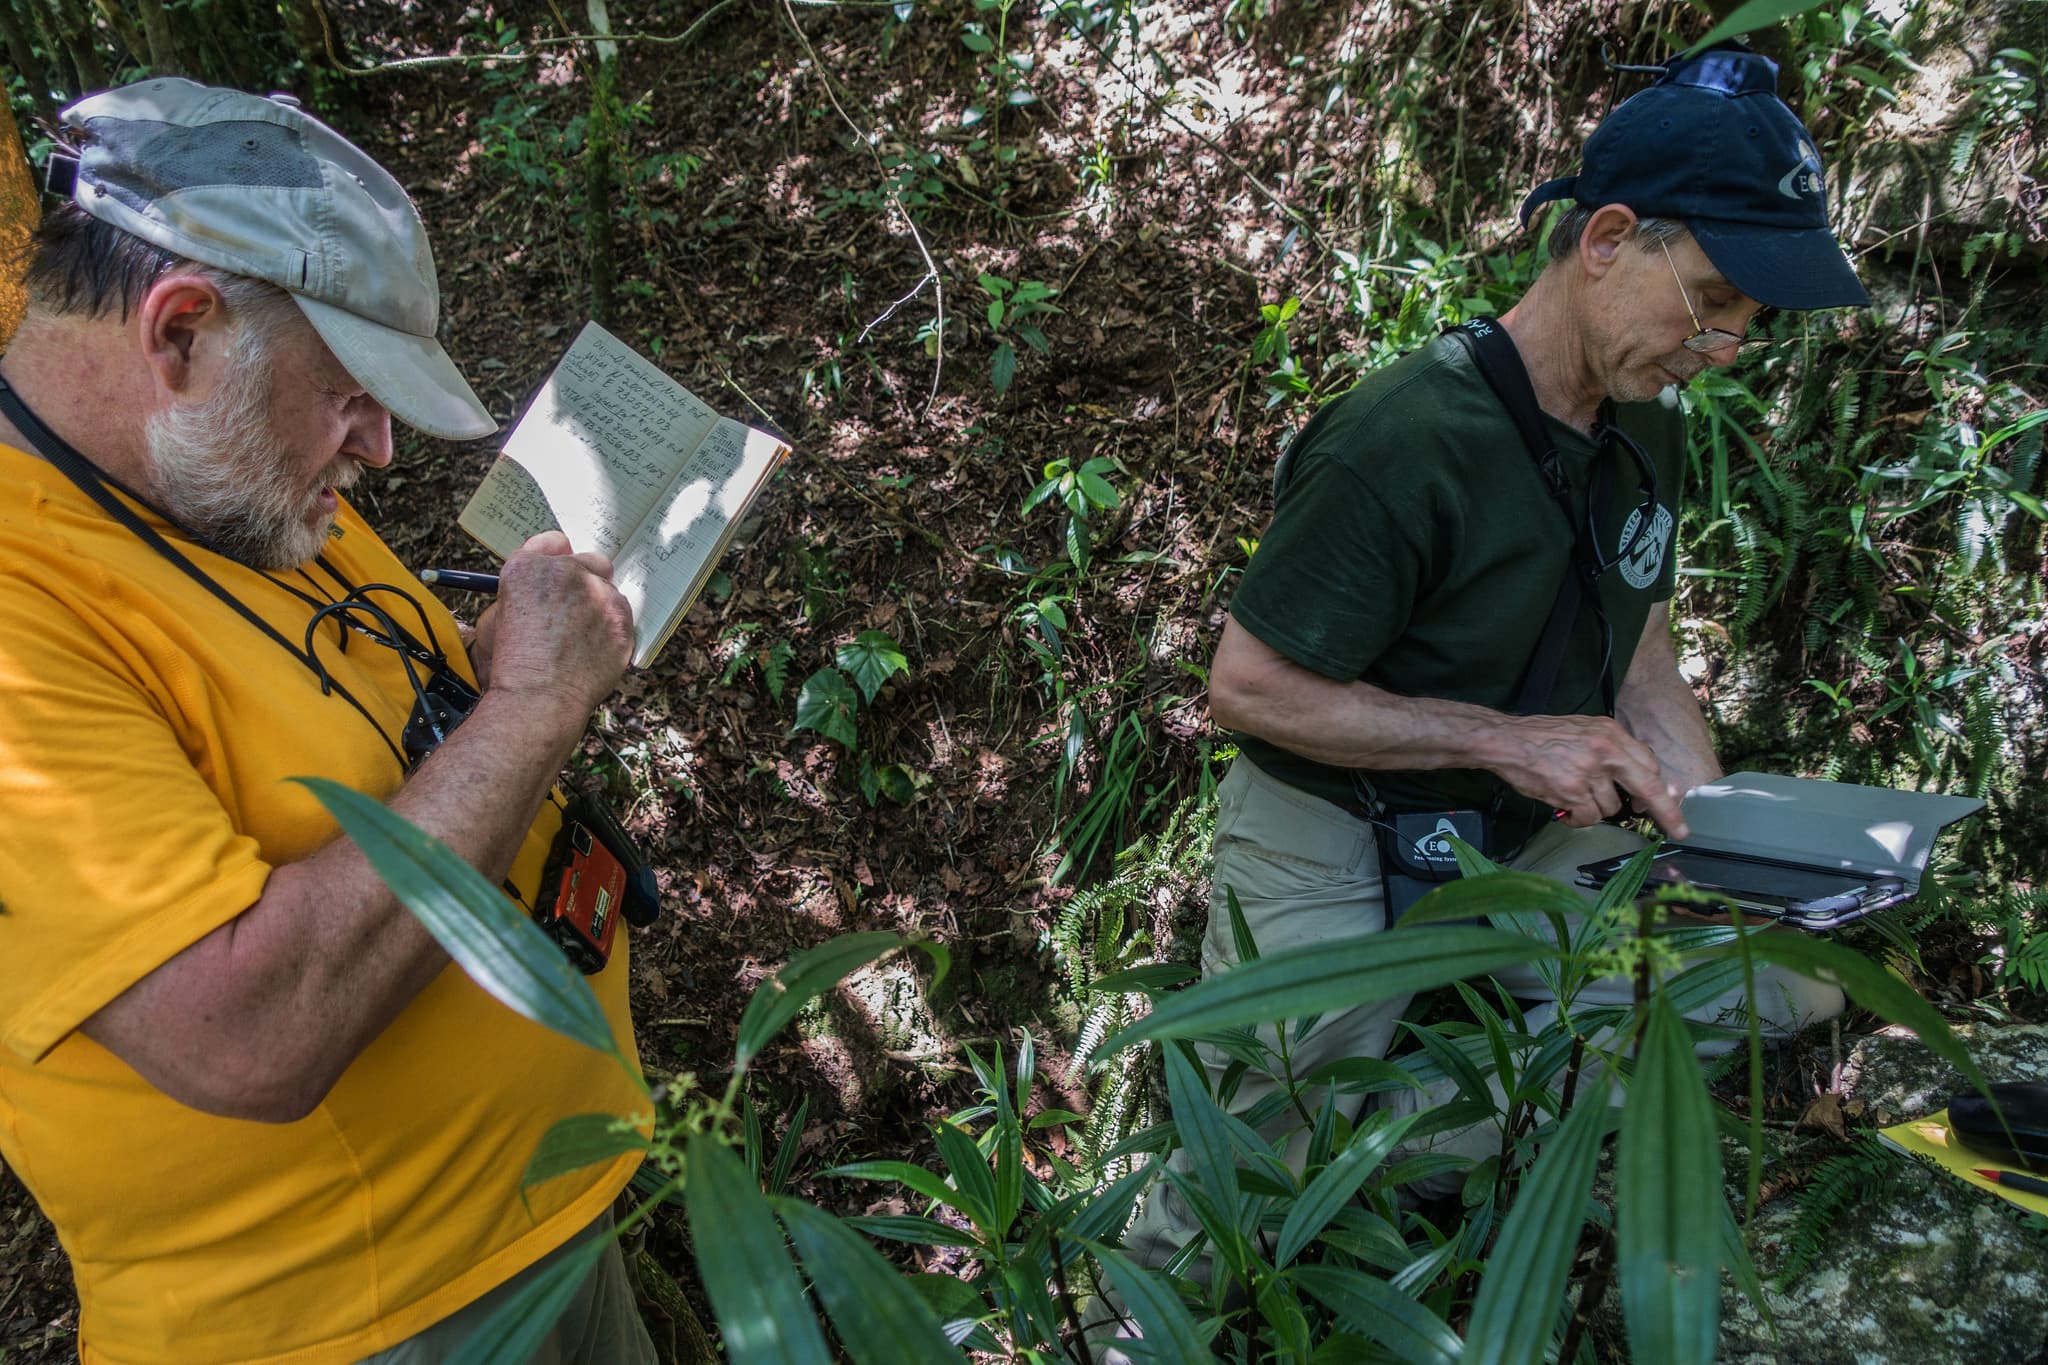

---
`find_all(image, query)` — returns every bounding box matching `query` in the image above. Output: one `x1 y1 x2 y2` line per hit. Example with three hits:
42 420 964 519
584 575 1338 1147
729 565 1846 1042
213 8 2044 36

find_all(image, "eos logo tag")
1618 504 1674 590
1413 818 1462 866
1778 138 1825 201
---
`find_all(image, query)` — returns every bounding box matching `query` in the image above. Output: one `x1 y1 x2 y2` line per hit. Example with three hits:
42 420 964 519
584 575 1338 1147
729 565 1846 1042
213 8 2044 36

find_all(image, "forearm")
1213 653 1511 775
1210 613 1688 833
1614 612 1722 797
85 690 586 1121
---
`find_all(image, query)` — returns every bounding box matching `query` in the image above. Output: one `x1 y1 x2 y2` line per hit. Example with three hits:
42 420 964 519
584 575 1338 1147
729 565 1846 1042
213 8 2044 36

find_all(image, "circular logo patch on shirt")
1617 504 1674 590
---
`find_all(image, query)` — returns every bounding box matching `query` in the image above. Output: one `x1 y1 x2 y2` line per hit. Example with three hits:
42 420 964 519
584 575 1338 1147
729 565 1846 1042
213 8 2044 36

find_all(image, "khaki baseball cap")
51 78 497 440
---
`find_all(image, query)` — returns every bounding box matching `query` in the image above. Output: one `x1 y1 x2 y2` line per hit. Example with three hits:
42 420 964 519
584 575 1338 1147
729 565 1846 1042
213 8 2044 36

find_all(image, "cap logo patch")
1777 137 1825 201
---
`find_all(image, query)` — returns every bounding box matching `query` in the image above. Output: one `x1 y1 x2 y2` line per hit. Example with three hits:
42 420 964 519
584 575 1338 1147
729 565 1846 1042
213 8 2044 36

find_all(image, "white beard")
142 339 355 571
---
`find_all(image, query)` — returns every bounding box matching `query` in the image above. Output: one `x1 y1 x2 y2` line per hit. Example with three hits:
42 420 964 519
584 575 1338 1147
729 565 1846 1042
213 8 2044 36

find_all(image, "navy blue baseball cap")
1520 46 1868 311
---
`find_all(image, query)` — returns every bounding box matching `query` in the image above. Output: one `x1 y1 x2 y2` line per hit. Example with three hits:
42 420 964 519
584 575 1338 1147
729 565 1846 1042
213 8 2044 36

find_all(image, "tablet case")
1579 771 1985 929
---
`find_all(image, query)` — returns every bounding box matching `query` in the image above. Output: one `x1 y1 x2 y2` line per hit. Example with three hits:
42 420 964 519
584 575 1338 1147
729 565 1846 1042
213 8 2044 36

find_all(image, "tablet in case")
1575 771 1986 931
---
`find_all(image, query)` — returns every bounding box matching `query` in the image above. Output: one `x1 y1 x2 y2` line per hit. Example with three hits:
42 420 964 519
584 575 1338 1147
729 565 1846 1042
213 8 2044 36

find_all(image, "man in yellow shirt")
0 80 657 1363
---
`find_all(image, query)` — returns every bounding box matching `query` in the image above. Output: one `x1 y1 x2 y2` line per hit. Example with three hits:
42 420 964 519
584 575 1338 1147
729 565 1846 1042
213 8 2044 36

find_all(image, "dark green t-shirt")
1229 331 1687 852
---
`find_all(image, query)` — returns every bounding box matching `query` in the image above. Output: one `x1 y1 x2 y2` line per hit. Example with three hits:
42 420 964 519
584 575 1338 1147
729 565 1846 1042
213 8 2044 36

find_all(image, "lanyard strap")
1445 319 1617 716
0 375 413 773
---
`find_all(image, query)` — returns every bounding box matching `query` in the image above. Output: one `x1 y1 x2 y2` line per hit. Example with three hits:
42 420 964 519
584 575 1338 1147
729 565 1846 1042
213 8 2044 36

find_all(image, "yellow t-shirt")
0 442 647 1364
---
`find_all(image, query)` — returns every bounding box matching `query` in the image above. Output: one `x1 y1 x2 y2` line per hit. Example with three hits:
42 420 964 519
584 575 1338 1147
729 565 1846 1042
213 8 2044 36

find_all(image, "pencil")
1975 1167 2048 1198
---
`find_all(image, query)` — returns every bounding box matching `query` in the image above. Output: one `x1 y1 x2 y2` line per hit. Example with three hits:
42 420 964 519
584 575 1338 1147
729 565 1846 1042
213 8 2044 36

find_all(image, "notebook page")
461 322 721 560
615 418 788 666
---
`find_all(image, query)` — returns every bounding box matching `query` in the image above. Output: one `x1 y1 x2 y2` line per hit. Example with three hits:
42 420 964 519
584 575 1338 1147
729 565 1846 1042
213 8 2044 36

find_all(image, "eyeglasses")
302 584 480 770
1659 240 1772 355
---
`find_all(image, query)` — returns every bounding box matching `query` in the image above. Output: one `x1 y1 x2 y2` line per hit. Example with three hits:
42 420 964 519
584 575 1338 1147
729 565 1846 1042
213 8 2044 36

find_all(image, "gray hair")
24 202 302 350
1544 206 1690 262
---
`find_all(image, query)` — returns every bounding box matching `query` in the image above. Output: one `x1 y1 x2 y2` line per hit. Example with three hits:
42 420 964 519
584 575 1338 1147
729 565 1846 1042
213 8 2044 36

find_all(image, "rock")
1837 0 2047 264
1718 1027 2048 1364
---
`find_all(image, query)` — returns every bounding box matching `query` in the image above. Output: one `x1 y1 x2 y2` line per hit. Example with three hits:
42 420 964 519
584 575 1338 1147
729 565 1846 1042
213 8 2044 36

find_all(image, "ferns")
1774 1133 1908 1289
1049 793 1217 1174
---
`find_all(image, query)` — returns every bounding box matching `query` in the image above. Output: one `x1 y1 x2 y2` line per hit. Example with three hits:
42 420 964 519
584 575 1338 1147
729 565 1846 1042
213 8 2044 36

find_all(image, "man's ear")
1578 204 1640 281
135 273 231 400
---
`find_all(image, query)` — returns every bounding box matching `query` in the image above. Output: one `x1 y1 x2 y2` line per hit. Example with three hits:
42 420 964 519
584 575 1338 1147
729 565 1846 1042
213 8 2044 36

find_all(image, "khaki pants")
355 1215 657 1365
1120 757 1844 1269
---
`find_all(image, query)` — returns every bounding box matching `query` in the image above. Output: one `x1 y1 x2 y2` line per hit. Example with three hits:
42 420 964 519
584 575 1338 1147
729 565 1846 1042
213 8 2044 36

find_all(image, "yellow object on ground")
1879 1110 2048 1215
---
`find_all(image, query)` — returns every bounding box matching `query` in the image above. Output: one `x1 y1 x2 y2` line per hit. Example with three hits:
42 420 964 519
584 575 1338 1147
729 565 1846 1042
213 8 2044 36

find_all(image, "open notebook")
457 322 789 667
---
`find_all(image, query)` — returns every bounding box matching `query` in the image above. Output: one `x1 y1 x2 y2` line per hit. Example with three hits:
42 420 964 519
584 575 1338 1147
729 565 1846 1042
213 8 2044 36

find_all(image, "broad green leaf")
1064 1162 1156 1243
1225 883 1262 962
1684 0 1833 54
1400 870 1587 925
1097 927 1559 1056
959 27 994 53
1287 1264 1462 1365
1090 963 1200 996
1274 1109 1423 1268
1462 1091 1614 1365
1076 471 1119 510
842 1214 983 1248
837 629 909 702
1065 514 1090 567
873 762 920 804
774 1198 965 1364
686 1137 832 1365
1086 1243 1215 1362
1698 930 1985 1091
1164 1044 1242 1253
991 340 1017 395
296 778 617 1058
933 1120 999 1234
521 1113 650 1191
1618 993 1722 1365
735 932 948 1072
992 1118 1024 1237
444 1233 612 1365
793 666 860 748
824 1160 972 1215
1022 476 1061 514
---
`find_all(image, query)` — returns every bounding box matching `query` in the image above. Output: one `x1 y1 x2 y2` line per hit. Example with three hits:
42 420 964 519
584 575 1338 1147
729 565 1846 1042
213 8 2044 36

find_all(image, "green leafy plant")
1060 844 1989 1364
1250 295 1311 409
792 630 923 804
958 0 1036 186
718 623 796 699
979 273 1061 396
1021 454 1120 568
294 778 957 1364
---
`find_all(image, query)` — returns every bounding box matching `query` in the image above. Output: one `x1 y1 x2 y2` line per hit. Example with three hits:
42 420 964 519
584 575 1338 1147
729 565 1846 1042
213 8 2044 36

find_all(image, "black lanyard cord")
0 375 413 774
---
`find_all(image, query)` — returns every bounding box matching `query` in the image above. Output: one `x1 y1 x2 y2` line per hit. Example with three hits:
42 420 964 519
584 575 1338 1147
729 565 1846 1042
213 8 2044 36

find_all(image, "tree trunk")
0 1 60 120
40 0 109 91
87 0 143 67
193 0 263 88
131 0 179 73
1 95 36 349
277 0 328 76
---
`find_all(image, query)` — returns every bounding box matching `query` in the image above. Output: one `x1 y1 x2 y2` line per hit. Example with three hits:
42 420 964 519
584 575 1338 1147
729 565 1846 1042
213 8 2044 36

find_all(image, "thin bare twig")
1067 17 1332 260
309 0 736 77
776 0 947 422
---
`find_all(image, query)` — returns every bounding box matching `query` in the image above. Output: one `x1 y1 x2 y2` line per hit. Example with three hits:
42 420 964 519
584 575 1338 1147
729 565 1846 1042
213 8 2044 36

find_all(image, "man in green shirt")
1118 44 1862 1280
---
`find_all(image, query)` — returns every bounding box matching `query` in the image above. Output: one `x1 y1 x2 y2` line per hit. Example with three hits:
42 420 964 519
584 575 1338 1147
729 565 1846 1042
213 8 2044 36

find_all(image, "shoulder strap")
0 375 412 772
1443 320 1610 716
